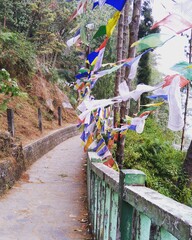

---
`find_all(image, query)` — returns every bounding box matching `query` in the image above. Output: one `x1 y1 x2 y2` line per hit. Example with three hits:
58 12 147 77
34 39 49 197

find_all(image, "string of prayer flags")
131 33 174 52
151 13 192 34
171 62 192 81
68 0 88 22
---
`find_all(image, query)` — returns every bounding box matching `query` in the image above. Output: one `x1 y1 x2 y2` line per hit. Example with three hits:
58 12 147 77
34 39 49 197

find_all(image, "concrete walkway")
0 135 92 240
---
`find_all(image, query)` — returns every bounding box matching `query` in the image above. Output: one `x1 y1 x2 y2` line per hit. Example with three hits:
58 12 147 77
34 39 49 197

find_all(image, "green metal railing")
87 151 192 240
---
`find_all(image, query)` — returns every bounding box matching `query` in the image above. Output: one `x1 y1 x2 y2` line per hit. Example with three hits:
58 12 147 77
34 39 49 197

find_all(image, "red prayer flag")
163 74 189 88
151 13 192 34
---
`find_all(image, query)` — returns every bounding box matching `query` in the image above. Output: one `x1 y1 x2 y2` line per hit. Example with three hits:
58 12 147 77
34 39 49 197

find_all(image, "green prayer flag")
93 25 106 39
171 61 192 81
132 33 174 52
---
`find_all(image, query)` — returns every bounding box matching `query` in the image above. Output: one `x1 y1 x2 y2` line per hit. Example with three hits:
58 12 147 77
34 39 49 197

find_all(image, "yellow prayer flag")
84 134 93 152
96 118 101 130
131 40 139 48
106 11 121 38
141 102 164 107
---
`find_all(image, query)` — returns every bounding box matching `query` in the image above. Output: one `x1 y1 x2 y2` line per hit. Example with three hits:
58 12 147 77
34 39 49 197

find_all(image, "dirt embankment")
0 73 78 146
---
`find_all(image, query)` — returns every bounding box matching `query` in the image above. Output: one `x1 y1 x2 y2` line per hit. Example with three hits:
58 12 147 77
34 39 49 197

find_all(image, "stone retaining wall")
0 125 79 195
23 125 79 167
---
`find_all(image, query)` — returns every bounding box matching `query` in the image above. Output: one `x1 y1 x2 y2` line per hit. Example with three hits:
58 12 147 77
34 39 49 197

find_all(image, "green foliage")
0 30 35 77
0 69 20 96
0 69 23 110
92 75 115 99
123 117 192 206
0 0 30 32
43 67 59 84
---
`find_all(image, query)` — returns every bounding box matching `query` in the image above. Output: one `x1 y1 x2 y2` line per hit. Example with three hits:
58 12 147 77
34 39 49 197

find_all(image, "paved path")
0 135 92 240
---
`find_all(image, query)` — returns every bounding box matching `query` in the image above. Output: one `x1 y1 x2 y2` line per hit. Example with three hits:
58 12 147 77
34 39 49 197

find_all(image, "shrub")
123 117 192 206
0 31 35 77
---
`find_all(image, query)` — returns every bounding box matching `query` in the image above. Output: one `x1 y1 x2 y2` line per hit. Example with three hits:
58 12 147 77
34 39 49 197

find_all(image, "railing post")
38 108 43 133
119 169 146 240
7 108 14 137
58 106 62 126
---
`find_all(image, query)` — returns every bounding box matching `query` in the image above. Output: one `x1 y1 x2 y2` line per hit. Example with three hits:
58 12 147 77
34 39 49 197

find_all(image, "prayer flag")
131 33 174 52
167 75 183 131
75 72 89 79
140 102 164 107
87 51 99 65
93 25 106 39
147 95 168 101
151 13 192 34
97 145 108 156
171 61 192 81
105 0 127 11
93 0 126 11
96 37 109 51
163 74 189 88
66 29 80 47
103 157 115 168
93 47 105 72
106 11 121 37
69 0 88 22
84 134 93 152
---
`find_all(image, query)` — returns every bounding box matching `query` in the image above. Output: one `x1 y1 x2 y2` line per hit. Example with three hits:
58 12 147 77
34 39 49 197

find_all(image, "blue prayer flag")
106 0 127 11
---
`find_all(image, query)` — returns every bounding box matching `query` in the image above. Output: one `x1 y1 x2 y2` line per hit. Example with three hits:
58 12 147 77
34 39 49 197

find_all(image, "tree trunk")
183 141 192 187
51 52 58 68
114 11 124 127
125 0 142 87
116 0 142 167
182 29 192 186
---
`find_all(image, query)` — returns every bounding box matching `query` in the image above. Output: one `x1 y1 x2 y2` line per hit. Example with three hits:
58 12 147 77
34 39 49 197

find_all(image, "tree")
116 0 142 167
114 10 124 126
137 0 159 106
0 0 30 31
182 30 192 187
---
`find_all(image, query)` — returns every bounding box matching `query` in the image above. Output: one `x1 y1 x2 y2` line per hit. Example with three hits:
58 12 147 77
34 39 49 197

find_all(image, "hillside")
0 73 78 146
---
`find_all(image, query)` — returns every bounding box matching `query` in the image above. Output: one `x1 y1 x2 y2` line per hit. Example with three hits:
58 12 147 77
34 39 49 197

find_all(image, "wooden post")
119 169 146 240
58 106 62 126
7 108 14 137
38 108 43 133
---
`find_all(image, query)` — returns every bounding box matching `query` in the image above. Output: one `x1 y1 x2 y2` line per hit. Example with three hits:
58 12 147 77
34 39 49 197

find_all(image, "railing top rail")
124 185 192 239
